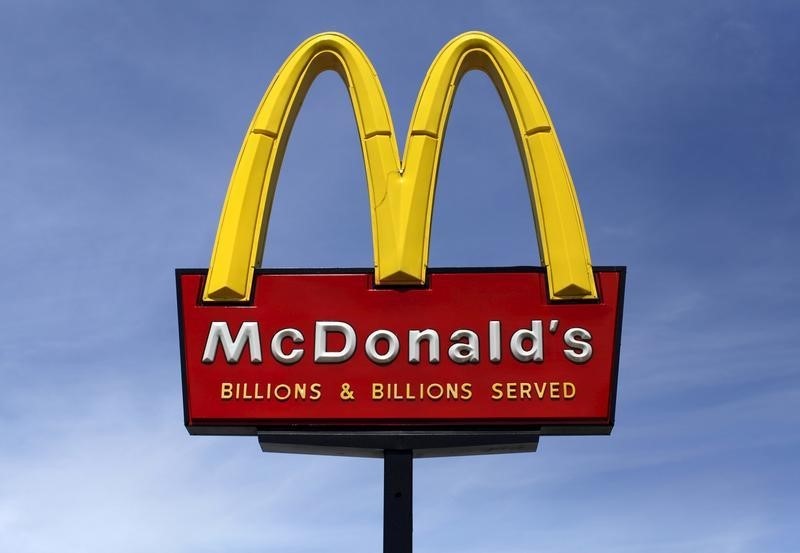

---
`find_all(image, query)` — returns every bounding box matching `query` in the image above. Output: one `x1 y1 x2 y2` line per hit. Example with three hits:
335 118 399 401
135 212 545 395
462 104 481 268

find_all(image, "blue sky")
1 1 798 551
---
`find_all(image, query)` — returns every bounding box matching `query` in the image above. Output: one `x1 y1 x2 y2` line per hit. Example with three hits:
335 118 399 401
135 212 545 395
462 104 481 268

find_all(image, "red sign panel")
177 268 624 435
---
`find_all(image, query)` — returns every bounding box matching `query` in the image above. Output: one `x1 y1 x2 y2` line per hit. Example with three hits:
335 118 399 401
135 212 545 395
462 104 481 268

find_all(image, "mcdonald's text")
201 320 593 366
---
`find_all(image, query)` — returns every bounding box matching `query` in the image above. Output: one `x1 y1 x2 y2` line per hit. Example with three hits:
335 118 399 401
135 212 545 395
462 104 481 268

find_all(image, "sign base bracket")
258 430 539 458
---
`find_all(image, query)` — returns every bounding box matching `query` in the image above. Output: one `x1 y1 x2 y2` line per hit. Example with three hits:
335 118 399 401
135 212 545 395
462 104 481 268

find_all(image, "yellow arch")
204 31 597 302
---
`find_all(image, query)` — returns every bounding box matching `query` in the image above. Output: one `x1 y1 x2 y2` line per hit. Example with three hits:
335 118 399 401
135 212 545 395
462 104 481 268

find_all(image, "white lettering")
270 328 304 364
314 321 356 363
563 327 592 364
366 329 400 364
202 321 262 364
409 329 440 363
448 329 480 363
489 320 501 362
511 320 543 363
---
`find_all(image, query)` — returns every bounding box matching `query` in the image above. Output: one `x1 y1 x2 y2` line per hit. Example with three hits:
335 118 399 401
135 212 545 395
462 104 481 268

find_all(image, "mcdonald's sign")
177 32 625 450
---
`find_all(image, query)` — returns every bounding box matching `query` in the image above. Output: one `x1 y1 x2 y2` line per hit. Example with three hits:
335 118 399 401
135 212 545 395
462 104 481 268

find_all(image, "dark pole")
383 450 413 553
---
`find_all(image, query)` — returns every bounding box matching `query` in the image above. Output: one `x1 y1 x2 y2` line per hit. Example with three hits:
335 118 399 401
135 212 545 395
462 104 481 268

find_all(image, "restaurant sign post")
177 32 624 553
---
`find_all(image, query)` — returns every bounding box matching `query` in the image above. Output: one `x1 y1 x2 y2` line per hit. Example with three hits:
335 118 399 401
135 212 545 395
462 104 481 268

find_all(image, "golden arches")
204 34 397 302
204 31 597 302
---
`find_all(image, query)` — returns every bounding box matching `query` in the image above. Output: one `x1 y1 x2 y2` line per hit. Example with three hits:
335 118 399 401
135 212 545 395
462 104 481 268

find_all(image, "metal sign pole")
384 450 413 553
